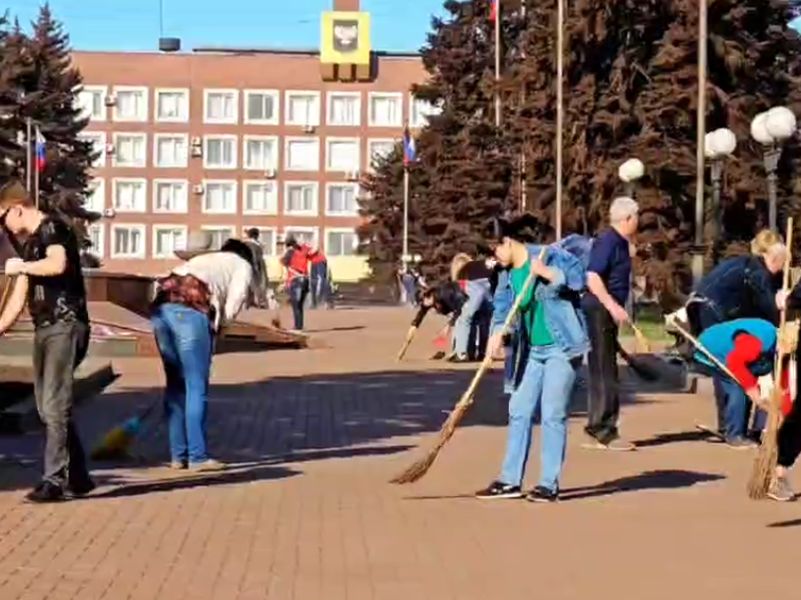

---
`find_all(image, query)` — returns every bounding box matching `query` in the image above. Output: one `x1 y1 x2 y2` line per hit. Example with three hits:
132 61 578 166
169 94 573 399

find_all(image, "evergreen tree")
0 14 23 182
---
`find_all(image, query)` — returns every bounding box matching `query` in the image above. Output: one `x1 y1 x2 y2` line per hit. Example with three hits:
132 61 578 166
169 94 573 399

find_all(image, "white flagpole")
402 165 410 269
494 0 501 128
25 117 32 193
34 126 41 209
555 0 565 241
692 0 708 283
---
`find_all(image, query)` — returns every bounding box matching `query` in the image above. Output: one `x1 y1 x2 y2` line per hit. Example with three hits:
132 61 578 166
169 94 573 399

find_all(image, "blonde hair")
750 229 785 257
450 252 472 281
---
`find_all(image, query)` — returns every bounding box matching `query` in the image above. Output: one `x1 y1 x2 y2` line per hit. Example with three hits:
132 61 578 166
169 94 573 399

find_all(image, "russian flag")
35 128 46 172
402 126 416 166
489 0 498 22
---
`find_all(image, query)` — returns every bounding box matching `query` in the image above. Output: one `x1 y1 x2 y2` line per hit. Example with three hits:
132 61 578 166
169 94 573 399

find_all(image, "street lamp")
618 158 645 197
704 127 737 249
750 106 797 230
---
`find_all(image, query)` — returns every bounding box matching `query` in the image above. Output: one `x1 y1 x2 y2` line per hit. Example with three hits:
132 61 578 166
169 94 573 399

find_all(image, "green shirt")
509 264 553 347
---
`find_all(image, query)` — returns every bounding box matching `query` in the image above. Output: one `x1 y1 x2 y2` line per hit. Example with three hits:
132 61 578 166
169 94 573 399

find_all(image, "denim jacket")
492 243 589 359
695 256 779 325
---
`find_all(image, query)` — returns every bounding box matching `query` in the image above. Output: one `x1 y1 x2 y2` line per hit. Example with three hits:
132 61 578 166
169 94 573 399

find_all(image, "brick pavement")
1 306 801 600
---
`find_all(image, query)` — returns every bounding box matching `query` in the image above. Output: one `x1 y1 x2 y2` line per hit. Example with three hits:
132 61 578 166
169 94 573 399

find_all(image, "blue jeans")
454 279 492 357
713 375 751 439
500 345 577 491
289 277 309 330
151 303 213 464
503 329 519 395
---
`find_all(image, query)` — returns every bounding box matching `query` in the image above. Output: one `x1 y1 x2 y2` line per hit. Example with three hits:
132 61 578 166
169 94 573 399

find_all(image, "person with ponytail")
475 215 588 503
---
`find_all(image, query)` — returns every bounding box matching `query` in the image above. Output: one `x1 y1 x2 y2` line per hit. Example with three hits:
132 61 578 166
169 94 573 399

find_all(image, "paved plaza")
1 306 800 600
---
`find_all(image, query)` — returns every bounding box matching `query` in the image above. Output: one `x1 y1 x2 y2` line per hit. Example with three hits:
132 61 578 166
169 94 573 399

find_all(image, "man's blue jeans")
151 303 213 465
713 375 754 439
453 279 492 357
500 345 577 491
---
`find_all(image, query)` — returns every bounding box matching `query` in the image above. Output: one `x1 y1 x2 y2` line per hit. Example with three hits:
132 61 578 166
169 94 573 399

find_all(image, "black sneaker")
526 486 559 503
475 481 523 499
25 481 65 504
67 477 96 498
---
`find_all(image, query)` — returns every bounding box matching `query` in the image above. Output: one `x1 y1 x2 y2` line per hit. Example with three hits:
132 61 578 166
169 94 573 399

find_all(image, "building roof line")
191 46 420 58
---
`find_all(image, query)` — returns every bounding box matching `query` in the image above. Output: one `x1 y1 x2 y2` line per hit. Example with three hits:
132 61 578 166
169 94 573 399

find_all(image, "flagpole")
34 126 41 209
692 0 708 284
555 0 564 241
25 117 32 193
520 0 527 213
494 0 501 128
402 166 410 270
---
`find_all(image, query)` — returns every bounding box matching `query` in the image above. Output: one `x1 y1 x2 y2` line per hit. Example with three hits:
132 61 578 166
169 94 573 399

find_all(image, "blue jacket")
695 256 779 325
492 243 589 359
696 318 776 376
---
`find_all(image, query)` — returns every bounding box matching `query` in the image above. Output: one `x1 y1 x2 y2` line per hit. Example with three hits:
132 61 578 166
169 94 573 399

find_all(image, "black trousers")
584 303 621 443
778 345 801 468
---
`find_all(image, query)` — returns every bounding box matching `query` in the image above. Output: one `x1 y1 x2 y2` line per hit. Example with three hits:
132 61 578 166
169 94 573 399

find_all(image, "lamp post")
750 106 797 231
618 158 645 197
703 128 736 256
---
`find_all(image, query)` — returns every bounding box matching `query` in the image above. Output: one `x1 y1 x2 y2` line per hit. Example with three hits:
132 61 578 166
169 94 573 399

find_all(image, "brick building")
71 3 431 281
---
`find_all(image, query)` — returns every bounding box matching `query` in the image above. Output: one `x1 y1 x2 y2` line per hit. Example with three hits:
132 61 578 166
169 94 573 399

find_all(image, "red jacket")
282 245 310 282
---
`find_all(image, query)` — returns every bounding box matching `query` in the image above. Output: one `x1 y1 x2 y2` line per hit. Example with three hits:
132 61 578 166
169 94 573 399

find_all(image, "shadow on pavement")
767 518 801 528
632 430 713 448
561 469 725 501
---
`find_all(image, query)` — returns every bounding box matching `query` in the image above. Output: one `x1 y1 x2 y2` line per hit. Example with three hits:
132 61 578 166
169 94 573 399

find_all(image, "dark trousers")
289 277 309 330
33 320 91 489
584 303 621 443
778 346 801 467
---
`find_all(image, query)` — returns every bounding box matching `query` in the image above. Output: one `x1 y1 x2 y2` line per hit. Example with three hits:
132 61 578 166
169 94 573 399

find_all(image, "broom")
90 399 159 460
747 217 794 499
391 248 546 484
396 325 418 361
629 323 652 353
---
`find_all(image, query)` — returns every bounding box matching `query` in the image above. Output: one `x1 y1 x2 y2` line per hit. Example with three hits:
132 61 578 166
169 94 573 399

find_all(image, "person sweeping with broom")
475 214 588 502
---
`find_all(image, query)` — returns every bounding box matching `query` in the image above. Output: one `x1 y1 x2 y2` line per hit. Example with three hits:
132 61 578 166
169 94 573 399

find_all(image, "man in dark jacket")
411 282 468 355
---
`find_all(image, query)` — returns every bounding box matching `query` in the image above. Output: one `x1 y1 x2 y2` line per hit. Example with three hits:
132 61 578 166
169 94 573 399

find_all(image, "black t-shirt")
21 217 89 328
457 260 492 282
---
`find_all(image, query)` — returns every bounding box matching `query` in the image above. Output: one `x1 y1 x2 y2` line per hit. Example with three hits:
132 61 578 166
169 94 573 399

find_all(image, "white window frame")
112 177 147 213
87 222 105 259
203 88 239 124
112 85 149 122
112 132 147 168
285 90 321 126
325 182 360 217
368 92 403 128
155 87 190 123
111 223 146 259
85 178 105 213
243 135 279 171
283 181 319 217
283 226 319 248
201 179 238 215
77 85 107 122
152 179 188 214
366 137 396 171
284 136 320 172
242 180 278 215
325 137 361 173
325 227 359 257
152 224 189 259
201 225 237 250
203 134 238 170
326 91 362 127
153 133 189 168
409 93 443 128
242 226 278 256
244 89 280 125
80 131 107 168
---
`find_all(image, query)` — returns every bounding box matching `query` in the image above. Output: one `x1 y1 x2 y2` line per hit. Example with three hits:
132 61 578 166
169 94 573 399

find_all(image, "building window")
284 182 318 216
284 227 318 248
112 133 147 168
85 178 105 213
243 181 278 215
203 135 237 169
154 134 188 168
367 138 396 171
286 91 321 126
244 90 279 125
202 180 237 214
79 131 107 168
285 138 319 171
76 85 107 122
113 86 148 122
111 224 145 258
326 138 360 172
202 227 236 250
327 92 361 126
155 88 189 122
243 227 277 256
112 178 147 212
153 180 188 213
153 225 188 259
369 92 402 127
204 89 238 124
410 95 442 128
244 136 278 171
87 223 105 259
326 183 359 216
326 229 358 257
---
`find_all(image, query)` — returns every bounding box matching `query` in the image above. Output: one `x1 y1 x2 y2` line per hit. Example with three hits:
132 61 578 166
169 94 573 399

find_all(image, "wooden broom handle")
397 325 418 361
775 218 794 380
456 248 547 404
0 275 17 318
669 319 741 385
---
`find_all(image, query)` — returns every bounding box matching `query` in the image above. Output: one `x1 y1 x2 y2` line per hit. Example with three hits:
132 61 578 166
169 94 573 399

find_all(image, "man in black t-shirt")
0 180 93 503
